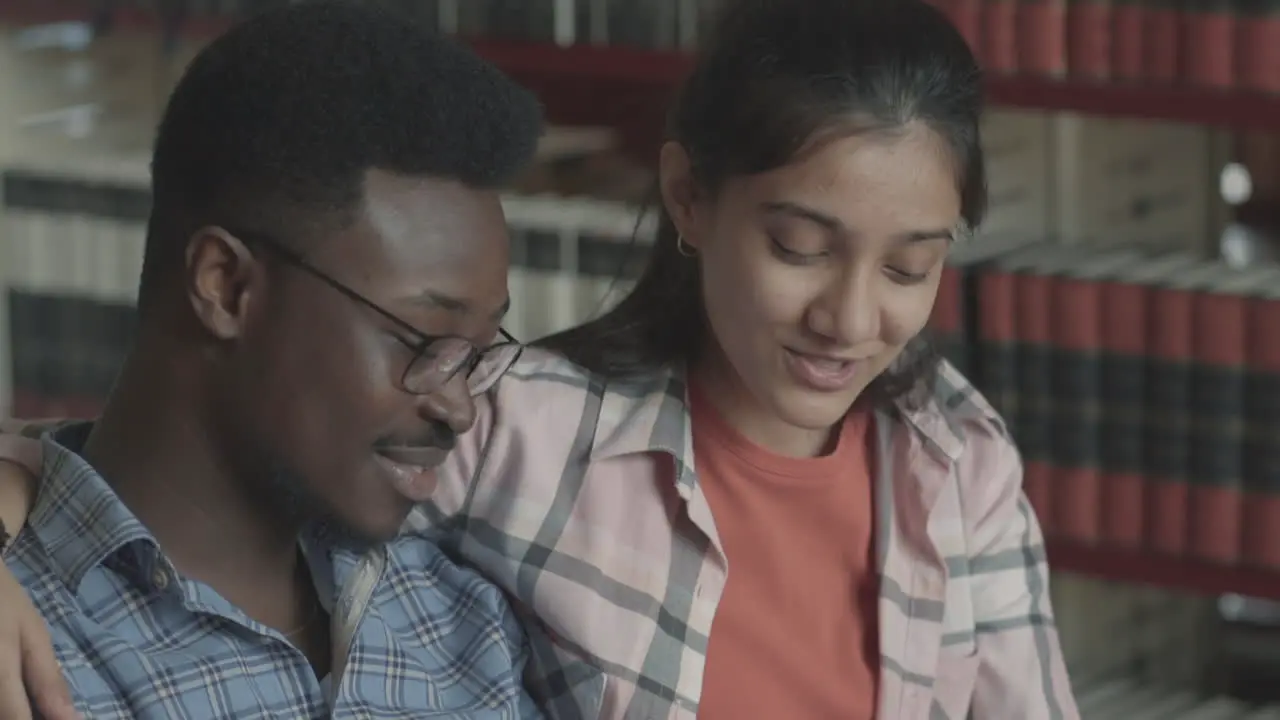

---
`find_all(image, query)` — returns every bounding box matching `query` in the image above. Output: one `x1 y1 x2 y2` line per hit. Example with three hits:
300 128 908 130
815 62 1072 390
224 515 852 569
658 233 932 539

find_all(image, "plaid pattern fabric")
7 425 540 719
405 346 1079 719
0 347 1078 719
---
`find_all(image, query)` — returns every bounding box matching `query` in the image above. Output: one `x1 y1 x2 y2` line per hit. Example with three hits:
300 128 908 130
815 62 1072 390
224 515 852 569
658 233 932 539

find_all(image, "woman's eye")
886 266 930 284
768 235 826 264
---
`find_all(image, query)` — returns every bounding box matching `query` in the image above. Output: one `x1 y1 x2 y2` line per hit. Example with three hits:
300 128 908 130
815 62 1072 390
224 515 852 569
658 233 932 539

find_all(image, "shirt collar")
584 359 999 472
30 423 162 595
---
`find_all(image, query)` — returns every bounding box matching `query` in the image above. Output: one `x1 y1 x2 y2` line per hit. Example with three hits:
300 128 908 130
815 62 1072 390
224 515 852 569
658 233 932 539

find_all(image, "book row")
5 168 1280 575
928 0 1280 92
0 168 647 417
23 0 1278 92
934 239 1280 569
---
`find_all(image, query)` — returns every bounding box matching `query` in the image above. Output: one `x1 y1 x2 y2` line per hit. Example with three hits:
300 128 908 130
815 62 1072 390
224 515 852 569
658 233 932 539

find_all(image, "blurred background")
1 2 1279 717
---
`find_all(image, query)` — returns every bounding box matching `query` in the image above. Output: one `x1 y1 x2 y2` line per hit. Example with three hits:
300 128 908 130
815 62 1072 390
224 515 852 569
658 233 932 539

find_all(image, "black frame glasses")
225 226 518 396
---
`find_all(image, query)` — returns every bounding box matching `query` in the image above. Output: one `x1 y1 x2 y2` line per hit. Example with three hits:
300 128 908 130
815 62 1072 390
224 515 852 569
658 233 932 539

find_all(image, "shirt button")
152 568 170 591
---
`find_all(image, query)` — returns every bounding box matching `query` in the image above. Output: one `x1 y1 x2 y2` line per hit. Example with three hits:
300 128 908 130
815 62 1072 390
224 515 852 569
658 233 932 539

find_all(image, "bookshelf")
1050 541 1280 602
3 3 1279 134
473 40 1280 132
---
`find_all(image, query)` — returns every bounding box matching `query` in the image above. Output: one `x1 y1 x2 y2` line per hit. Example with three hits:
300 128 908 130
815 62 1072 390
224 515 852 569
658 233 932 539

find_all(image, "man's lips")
375 446 448 469
373 448 448 503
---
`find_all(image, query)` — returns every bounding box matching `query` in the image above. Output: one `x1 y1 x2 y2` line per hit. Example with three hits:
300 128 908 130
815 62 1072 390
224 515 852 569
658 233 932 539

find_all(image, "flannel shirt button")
152 568 170 591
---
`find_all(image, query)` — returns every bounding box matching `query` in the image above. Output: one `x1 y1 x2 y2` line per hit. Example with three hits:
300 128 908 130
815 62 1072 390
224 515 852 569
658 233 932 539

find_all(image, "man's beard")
258 460 379 555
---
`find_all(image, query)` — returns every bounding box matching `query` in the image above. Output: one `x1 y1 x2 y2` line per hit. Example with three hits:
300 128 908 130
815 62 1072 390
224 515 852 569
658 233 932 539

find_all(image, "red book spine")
1049 275 1104 543
1112 0 1149 79
932 0 986 52
983 0 1021 73
1144 0 1183 82
1099 280 1149 549
1068 0 1114 78
1016 271 1056 534
1146 285 1194 556
1242 295 1280 568
1238 0 1280 93
932 265 964 360
1020 0 1070 75
1182 0 1237 88
978 270 1043 518
1186 290 1248 564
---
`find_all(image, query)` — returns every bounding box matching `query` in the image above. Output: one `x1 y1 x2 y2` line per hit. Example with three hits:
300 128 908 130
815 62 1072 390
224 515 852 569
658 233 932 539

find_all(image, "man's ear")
184 226 258 340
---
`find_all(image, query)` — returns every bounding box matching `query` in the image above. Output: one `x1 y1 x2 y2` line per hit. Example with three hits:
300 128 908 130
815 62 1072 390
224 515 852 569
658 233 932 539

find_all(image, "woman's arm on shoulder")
965 425 1080 720
0 418 63 545
0 419 80 719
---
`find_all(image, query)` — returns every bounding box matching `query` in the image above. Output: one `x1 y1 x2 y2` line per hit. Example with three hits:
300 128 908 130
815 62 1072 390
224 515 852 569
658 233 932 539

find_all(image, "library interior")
0 0 1278 717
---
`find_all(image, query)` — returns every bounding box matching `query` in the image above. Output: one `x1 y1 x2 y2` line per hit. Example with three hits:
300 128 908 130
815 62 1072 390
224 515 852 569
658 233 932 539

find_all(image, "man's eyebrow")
760 201 955 242
406 291 510 322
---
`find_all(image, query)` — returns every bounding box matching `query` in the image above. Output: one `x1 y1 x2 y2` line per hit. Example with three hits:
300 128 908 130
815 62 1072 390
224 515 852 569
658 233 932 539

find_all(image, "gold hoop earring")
676 234 697 258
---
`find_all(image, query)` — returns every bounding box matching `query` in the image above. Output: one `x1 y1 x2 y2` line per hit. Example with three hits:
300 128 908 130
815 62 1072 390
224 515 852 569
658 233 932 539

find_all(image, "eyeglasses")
225 226 518 396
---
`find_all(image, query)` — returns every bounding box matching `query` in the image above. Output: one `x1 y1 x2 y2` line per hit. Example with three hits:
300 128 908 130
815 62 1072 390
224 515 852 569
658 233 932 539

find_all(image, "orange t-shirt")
691 386 880 719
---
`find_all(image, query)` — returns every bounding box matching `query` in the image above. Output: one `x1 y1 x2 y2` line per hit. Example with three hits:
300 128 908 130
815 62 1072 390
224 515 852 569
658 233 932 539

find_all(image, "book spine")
977 269 1019 409
41 177 75 420
1186 290 1247 564
66 194 97 419
1016 270 1056 535
1182 0 1238 87
1050 275 1104 544
1243 295 1280 569
1019 0 1069 76
977 268 1031 499
1067 0 1114 78
1099 280 1149 550
956 267 986 380
982 0 1021 73
932 265 967 372
1144 0 1183 82
1237 0 1280 93
1145 286 1194 556
29 177 63 420
1 172 32 418
930 0 986 52
523 229 563 340
1112 0 1149 79
6 289 31 418
507 228 531 341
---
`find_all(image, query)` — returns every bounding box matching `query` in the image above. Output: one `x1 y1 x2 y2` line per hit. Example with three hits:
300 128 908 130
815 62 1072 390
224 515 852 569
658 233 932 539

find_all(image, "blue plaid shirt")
8 424 541 719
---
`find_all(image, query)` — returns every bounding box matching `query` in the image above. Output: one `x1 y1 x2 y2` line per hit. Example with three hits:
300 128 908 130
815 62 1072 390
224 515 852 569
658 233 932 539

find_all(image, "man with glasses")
0 2 543 717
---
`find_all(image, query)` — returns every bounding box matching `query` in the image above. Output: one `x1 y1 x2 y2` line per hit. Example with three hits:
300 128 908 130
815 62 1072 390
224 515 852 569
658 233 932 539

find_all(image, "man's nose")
413 373 477 436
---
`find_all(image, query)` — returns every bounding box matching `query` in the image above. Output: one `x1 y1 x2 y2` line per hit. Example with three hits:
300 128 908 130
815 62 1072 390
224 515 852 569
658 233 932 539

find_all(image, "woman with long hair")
0 0 1077 717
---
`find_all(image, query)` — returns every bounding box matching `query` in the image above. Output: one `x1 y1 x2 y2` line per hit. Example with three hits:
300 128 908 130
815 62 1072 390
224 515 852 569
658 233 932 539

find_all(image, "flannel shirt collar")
30 423 165 596
586 360 999 473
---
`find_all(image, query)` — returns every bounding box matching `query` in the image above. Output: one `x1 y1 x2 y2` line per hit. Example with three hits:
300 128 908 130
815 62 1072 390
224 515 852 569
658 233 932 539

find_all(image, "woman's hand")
0 456 79 719
0 560 79 719
0 455 38 551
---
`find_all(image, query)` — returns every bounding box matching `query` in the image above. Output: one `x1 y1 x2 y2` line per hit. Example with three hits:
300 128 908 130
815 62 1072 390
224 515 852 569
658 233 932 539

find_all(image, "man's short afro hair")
148 0 543 231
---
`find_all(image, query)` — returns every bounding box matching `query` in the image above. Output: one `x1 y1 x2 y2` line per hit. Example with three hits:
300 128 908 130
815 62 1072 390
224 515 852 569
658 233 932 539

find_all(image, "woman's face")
661 122 962 449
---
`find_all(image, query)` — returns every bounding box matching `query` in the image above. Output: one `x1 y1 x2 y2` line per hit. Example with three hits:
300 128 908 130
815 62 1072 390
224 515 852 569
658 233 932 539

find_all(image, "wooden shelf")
1048 540 1280 601
984 76 1280 130
4 4 1279 132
